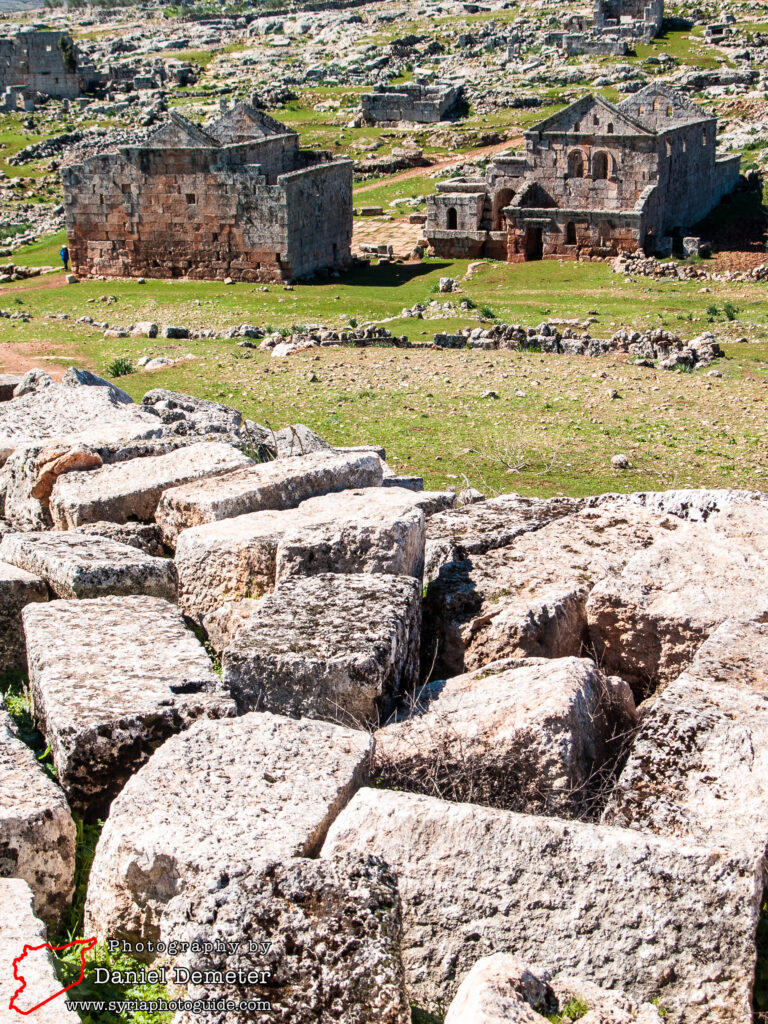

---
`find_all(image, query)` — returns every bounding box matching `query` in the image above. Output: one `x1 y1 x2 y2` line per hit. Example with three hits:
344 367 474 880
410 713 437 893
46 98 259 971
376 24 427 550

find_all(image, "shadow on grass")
339 260 454 289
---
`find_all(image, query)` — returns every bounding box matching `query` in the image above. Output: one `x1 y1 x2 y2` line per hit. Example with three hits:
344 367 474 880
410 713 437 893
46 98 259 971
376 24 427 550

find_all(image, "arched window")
593 152 610 180
607 122 614 134
567 150 585 178
566 221 577 245
446 207 458 230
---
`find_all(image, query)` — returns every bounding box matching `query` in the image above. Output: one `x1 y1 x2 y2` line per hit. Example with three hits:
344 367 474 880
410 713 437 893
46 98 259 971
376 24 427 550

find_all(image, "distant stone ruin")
547 0 663 56
0 30 101 109
426 84 741 262
60 102 353 283
361 80 463 125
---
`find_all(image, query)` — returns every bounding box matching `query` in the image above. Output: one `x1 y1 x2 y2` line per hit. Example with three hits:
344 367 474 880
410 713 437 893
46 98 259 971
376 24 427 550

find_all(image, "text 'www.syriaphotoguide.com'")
66 998 272 1013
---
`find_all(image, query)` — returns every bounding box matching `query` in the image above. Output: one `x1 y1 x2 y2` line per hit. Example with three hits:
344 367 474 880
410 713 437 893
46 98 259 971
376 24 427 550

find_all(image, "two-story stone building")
426 85 741 262
61 103 353 283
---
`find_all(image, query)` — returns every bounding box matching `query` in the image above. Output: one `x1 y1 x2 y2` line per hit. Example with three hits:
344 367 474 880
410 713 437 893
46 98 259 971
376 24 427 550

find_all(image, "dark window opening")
567 150 584 178
186 194 196 204
607 122 614 134
446 206 458 230
566 221 577 245
593 152 609 180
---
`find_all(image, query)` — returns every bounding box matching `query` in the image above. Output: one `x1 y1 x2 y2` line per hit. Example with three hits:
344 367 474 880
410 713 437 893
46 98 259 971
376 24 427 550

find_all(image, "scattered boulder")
85 712 372 948
141 389 242 439
374 657 636 818
222 573 421 725
49 441 252 528
0 708 75 925
0 878 81 1022
161 853 410 1024
23 596 235 818
0 561 47 673
155 450 384 545
0 532 177 600
322 789 759 1023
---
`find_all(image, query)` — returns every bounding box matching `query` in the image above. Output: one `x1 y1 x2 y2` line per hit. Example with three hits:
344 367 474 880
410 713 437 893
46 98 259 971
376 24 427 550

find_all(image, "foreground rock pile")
0 367 767 1023
612 250 768 282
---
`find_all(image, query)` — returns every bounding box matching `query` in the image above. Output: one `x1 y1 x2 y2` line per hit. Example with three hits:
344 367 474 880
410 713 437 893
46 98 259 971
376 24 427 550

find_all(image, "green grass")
11 230 67 267
354 172 438 211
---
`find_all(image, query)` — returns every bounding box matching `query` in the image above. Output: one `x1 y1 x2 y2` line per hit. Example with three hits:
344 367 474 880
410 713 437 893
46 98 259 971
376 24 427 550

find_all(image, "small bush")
546 998 589 1022
479 304 497 320
723 301 739 321
348 316 358 327
106 357 133 378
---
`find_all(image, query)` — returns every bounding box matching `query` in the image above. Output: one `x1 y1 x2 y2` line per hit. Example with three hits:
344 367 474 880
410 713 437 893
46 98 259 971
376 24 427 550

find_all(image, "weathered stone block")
0 709 75 925
49 441 252 528
0 532 176 600
374 656 636 817
322 789 760 1023
23 596 235 818
0 560 47 673
84 712 372 947
155 450 384 545
161 854 410 1024
75 520 166 557
425 502 674 679
586 509 768 696
222 573 421 725
603 619 768 860
175 507 306 621
0 878 80 1022
275 486 426 583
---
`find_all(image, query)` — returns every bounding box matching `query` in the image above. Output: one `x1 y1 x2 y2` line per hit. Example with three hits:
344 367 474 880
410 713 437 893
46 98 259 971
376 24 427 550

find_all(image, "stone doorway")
526 226 543 260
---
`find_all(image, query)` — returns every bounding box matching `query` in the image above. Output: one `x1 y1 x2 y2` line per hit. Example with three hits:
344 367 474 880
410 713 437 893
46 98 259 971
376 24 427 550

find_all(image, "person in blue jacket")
60 245 69 272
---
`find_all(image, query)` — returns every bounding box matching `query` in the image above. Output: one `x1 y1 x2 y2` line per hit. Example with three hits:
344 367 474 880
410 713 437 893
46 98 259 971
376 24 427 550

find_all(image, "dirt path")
354 137 522 194
0 272 66 298
0 341 73 378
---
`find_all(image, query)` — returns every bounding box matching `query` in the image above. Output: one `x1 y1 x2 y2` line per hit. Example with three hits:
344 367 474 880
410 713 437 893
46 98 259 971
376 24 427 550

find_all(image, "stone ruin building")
361 80 463 125
0 30 101 110
426 84 741 263
547 0 664 56
60 102 353 283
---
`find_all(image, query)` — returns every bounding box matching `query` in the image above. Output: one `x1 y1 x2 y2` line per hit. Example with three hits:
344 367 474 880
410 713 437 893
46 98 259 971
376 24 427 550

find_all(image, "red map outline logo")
9 936 97 1015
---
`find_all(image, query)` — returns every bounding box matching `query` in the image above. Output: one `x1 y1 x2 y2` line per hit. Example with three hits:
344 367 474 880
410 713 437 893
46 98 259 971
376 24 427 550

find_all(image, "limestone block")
425 494 584 581
0 376 163 464
84 712 372 947
141 389 242 439
75 521 166 557
0 709 75 925
374 656 636 817
222 573 421 725
275 486 426 582
162 854 410 1024
49 441 253 529
322 789 759 1024
444 955 664 1024
0 532 176 600
0 561 47 673
603 619 768 858
155 450 384 545
3 442 103 531
23 596 235 818
175 507 306 622
586 509 768 696
0 375 22 402
425 502 674 679
0 878 81 1022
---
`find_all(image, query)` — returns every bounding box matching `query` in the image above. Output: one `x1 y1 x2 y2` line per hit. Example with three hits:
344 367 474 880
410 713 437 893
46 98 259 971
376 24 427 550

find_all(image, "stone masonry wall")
0 31 83 99
62 135 352 282
361 82 462 125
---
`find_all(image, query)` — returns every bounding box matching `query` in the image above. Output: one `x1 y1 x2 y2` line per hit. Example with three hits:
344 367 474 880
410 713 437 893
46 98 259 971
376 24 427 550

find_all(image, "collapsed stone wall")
0 30 98 100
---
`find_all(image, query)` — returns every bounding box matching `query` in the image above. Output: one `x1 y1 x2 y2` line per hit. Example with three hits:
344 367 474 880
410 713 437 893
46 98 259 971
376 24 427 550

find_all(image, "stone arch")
446 206 458 230
567 149 585 179
565 221 577 245
492 188 515 231
592 151 610 180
